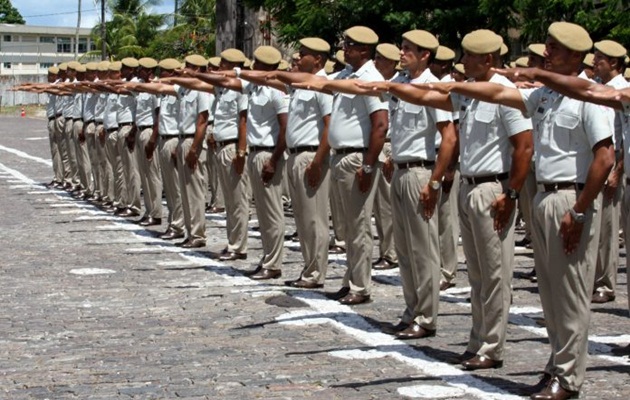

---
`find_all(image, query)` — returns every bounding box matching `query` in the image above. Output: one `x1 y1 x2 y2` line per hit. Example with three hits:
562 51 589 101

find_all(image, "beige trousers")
54 117 71 184
373 143 397 263
97 126 114 202
47 118 63 183
216 143 250 254
439 169 461 284
248 149 285 271
159 136 184 233
85 122 102 197
105 128 126 207
177 138 207 242
459 180 515 361
72 120 93 195
519 161 537 243
119 125 141 212
63 118 79 185
392 166 440 330
287 150 331 284
137 127 163 219
331 152 380 296
532 189 600 392
594 184 620 295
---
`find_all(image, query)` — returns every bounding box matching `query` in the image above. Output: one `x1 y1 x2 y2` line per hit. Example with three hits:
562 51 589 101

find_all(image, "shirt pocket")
472 108 497 144
552 112 579 151
400 102 428 131
337 93 356 115
250 94 270 120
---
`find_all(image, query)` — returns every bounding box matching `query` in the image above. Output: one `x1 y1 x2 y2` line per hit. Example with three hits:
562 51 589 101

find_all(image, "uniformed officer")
93 61 114 209
62 62 80 192
45 67 63 188
81 62 102 202
432 21 614 400
134 57 164 226
71 63 94 200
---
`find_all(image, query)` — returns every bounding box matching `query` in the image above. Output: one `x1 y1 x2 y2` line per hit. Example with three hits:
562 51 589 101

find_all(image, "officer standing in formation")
16 19 630 400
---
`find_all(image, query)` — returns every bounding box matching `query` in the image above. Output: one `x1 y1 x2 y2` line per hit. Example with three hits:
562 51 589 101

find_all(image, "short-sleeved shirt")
390 68 452 162
242 80 289 147
328 60 388 149
436 74 460 148
52 79 63 116
72 91 84 119
174 84 213 134
117 77 138 124
286 69 332 148
83 83 99 122
451 73 532 176
520 86 612 183
623 100 630 169
94 88 107 123
134 87 159 128
103 92 119 130
607 74 630 151
213 87 248 141
158 94 179 136
46 93 56 118
62 79 75 118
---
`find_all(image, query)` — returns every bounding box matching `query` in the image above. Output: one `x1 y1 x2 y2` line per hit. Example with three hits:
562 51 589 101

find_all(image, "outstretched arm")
231 70 287 93
419 81 526 113
125 82 177 96
356 81 453 111
159 77 215 93
180 69 243 92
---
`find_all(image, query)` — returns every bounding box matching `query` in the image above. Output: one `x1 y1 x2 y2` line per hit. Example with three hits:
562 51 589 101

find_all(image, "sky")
12 0 176 28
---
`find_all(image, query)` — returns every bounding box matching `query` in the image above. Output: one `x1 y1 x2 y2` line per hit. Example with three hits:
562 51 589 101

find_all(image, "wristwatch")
569 208 586 224
429 180 441 190
237 149 247 158
233 67 241 78
505 188 519 200
361 164 374 174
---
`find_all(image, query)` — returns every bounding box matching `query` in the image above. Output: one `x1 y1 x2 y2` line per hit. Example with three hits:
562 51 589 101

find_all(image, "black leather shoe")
328 245 345 254
372 257 398 270
140 217 162 227
395 323 436 339
530 377 579 400
284 279 323 289
181 239 205 249
591 291 615 303
439 281 456 291
526 374 552 396
325 287 350 300
159 229 185 240
452 351 476 364
118 208 140 218
461 355 503 370
136 216 149 224
250 268 282 280
611 343 630 356
524 268 537 282
338 293 371 305
243 265 262 277
382 321 409 335
219 252 247 261
206 206 225 214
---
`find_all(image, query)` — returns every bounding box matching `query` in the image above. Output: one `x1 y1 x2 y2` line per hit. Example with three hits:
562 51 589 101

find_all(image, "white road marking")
398 385 466 398
69 268 116 275
0 144 52 166
24 137 48 141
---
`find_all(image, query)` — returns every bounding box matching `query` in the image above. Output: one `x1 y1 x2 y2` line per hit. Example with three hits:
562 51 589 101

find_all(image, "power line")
23 9 99 19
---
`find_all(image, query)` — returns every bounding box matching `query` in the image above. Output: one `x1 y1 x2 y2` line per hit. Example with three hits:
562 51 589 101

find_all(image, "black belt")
138 125 153 131
48 116 55 121
463 172 509 185
539 182 585 192
72 118 83 122
288 145 318 154
84 119 95 125
177 133 195 139
106 127 118 133
250 146 274 152
396 160 435 170
55 113 62 118
119 122 133 127
384 138 391 143
217 138 238 147
335 147 366 155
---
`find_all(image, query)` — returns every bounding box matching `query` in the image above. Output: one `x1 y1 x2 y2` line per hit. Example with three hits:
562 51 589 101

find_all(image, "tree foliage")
0 0 25 24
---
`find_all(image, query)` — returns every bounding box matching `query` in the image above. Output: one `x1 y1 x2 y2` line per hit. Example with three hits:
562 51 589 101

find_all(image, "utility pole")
174 0 179 26
101 0 107 60
75 0 81 59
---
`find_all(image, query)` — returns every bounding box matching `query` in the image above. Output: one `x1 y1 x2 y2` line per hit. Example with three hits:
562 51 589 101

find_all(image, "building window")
3 35 12 42
40 36 55 44
57 37 72 53
3 62 11 69
40 62 54 69
78 38 88 53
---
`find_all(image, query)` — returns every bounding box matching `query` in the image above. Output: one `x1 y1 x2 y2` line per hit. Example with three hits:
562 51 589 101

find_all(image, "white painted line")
0 163 37 184
24 137 48 141
60 209 90 215
9 185 41 189
75 215 123 221
27 191 55 195
69 268 116 275
0 144 52 166
50 203 82 208
94 224 144 231
157 261 201 267
398 385 466 399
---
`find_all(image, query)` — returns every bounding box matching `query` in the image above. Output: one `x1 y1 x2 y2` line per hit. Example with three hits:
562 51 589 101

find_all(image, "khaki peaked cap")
185 54 208 67
159 58 181 70
109 61 123 71
254 46 282 65
138 57 158 69
594 40 627 58
454 63 465 74
67 61 81 70
58 62 68 71
528 43 546 57
300 37 331 53
335 50 346 65
121 57 139 68
435 45 455 61
500 43 509 56
208 56 221 67
548 22 592 52
344 26 379 45
278 60 290 70
75 65 86 73
97 61 110 71
583 53 595 67
85 62 98 71
48 66 59 74
376 43 401 61
462 30 502 54
515 57 529 67
220 48 246 63
403 30 439 52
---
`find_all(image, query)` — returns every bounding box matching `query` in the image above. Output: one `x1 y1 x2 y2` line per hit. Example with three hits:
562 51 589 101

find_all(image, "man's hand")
382 157 394 183
491 194 516 233
604 171 620 201
356 167 373 193
232 152 245 176
560 210 584 255
126 131 135 152
419 184 439 220
98 126 106 145
305 160 322 189
185 146 199 170
261 158 277 184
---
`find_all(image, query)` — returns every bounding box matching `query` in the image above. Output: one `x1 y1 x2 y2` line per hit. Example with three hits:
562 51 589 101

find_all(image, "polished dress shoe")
461 355 503 370
159 229 185 240
372 257 398 270
206 205 225 214
530 377 579 400
325 287 350 300
527 374 552 395
591 291 615 303
525 268 537 283
395 323 436 340
140 217 162 227
284 231 299 241
452 351 476 364
284 279 323 289
219 251 247 261
328 245 345 254
250 268 282 280
243 265 262 277
338 293 371 305
113 207 128 216
439 281 456 291
181 239 206 249
136 216 149 224
118 208 140 218
382 321 409 335
611 343 630 356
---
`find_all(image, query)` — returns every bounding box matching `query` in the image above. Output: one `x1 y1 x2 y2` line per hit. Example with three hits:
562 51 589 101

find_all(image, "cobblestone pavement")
0 115 629 400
